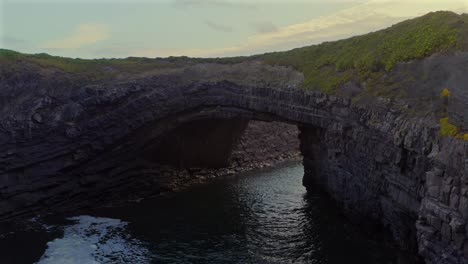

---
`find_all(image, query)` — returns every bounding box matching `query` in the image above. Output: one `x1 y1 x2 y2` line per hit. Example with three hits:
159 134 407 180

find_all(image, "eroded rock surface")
0 57 467 264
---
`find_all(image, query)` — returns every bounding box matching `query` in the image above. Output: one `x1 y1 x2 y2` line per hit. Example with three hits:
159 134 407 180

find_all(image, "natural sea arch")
0 61 466 264
0 78 425 253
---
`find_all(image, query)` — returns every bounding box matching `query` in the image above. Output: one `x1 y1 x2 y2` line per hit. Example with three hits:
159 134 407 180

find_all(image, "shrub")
259 11 467 94
440 117 459 136
441 88 451 98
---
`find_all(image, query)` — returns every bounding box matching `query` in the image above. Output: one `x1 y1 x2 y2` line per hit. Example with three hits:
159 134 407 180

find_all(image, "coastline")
0 121 301 222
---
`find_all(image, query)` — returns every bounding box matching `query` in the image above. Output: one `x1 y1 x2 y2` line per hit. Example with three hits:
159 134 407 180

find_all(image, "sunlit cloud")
42 23 110 50
139 0 468 57
204 20 233 32
172 0 257 9
251 21 278 34
11 0 468 58
122 46 241 58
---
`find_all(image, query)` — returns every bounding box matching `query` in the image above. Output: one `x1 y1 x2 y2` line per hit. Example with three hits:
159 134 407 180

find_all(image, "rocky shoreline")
161 120 301 192
2 52 468 263
127 120 301 200
0 120 301 220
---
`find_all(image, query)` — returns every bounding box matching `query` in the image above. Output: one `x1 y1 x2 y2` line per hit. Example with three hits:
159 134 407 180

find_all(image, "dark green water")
0 162 410 263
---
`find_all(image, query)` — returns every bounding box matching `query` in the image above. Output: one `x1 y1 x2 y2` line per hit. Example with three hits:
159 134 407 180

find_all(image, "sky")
1 0 468 59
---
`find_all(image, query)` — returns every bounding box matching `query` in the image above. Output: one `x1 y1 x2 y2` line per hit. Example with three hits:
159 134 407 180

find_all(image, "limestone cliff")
1 53 468 263
1 11 468 264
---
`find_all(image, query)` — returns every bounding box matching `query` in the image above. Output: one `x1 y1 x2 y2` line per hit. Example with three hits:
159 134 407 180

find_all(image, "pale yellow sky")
1 0 468 58
169 0 468 57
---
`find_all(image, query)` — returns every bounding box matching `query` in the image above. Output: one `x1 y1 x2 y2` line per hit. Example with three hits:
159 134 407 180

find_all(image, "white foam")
37 215 151 264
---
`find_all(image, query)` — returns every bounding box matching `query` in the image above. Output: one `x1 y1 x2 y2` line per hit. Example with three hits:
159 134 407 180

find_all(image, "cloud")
161 0 468 57
204 20 233 32
172 0 256 9
250 21 278 34
47 0 467 59
42 23 110 49
125 46 241 58
173 0 230 8
0 36 26 47
0 36 26 44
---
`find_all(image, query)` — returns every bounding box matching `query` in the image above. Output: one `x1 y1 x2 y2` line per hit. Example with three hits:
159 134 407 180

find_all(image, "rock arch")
0 62 467 264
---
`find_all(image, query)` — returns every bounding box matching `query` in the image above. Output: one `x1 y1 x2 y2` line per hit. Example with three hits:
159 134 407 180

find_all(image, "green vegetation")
258 11 468 93
441 88 451 98
440 117 459 136
0 49 179 75
441 88 450 115
1 49 96 71
438 87 468 141
437 87 468 141
2 11 468 137
439 117 468 141
0 47 249 73
1 11 468 92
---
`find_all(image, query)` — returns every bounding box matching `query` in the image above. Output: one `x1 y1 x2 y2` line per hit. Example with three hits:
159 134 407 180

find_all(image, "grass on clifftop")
0 49 212 78
0 49 101 72
1 11 468 90
258 11 468 94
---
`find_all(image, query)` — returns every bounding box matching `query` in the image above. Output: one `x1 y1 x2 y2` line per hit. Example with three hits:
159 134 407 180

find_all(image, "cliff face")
0 61 309 221
0 54 467 264
298 52 468 264
300 106 467 264
147 120 300 194
444 52 468 128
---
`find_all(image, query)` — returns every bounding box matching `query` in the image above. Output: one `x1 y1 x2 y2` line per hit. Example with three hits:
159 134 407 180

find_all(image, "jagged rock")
32 113 42 123
1 54 468 264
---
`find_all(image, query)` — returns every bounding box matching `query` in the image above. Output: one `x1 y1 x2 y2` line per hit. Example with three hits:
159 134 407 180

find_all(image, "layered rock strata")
1 58 467 263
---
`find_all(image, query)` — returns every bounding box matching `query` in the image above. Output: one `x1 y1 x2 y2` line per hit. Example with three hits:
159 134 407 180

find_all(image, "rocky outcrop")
300 105 468 264
417 138 468 264
0 117 300 218
441 52 468 128
0 55 467 264
231 120 300 168
0 61 310 221
297 51 468 264
158 120 300 192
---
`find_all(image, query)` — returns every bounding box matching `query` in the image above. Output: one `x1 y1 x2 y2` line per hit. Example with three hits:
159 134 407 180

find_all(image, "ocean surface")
0 162 411 264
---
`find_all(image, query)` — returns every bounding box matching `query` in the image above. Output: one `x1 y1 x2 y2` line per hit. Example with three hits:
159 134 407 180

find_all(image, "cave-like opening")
137 118 303 193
